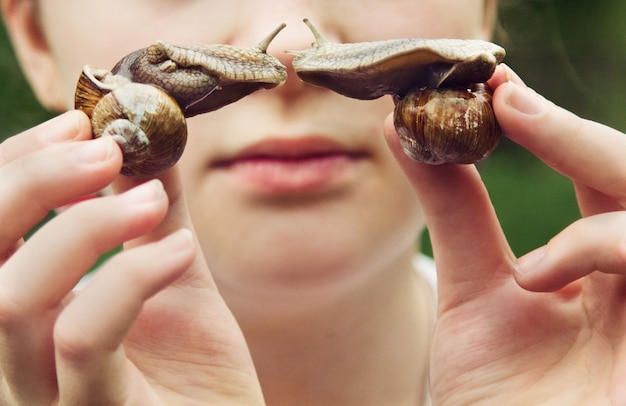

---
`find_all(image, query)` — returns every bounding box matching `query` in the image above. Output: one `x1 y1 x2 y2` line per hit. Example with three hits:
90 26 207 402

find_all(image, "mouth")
212 136 369 195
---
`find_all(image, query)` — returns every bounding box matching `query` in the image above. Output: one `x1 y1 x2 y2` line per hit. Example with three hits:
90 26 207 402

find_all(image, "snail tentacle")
257 23 287 52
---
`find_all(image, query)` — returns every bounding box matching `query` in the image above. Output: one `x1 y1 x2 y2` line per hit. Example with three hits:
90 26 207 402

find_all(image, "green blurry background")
0 0 625 257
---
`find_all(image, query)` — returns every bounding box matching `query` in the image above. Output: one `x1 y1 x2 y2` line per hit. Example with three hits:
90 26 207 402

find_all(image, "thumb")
111 166 214 286
383 115 516 310
112 167 190 243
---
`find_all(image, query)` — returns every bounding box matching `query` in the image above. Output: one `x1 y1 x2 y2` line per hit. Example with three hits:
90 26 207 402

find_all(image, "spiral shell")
76 67 187 177
393 84 500 164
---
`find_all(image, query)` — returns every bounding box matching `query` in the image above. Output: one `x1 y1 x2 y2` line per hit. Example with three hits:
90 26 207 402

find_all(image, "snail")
75 24 288 177
289 19 506 164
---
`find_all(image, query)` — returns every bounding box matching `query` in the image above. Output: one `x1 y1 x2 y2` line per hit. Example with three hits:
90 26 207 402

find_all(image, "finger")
54 229 195 405
486 63 526 90
383 116 516 310
0 136 122 257
515 212 626 292
574 182 624 217
492 80 626 204
112 167 217 290
112 167 190 246
0 110 91 166
0 181 168 403
2 179 168 309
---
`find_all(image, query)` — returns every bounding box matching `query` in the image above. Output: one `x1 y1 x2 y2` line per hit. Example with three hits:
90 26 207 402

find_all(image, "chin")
196 192 424 307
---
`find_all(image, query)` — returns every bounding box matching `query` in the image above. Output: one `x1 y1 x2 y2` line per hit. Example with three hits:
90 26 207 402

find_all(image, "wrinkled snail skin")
110 22 288 117
290 19 506 164
74 24 287 177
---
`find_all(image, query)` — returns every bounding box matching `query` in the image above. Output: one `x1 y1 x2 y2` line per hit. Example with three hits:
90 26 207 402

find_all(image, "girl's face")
15 0 492 300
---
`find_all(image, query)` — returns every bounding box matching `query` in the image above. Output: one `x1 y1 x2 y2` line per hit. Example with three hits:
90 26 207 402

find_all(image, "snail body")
75 24 287 177
290 19 506 164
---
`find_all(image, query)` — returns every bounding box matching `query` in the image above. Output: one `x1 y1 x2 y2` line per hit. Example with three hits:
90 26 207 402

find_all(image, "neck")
230 250 435 406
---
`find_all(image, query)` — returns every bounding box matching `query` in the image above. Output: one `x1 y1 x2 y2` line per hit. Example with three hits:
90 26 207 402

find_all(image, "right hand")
384 65 626 405
0 111 265 405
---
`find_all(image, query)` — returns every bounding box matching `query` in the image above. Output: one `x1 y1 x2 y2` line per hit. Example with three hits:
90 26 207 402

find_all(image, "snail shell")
290 19 506 164
76 69 187 177
394 83 499 164
75 24 287 177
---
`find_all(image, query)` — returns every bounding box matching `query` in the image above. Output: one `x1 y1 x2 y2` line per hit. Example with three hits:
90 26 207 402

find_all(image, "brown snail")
75 24 288 177
290 19 506 164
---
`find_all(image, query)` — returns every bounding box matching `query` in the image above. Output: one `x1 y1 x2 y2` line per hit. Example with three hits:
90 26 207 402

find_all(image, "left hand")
384 64 626 405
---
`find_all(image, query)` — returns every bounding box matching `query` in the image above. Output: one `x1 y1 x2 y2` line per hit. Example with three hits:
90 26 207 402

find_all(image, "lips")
212 136 368 195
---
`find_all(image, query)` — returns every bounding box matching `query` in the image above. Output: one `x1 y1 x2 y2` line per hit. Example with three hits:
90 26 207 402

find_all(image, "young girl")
2 1 626 404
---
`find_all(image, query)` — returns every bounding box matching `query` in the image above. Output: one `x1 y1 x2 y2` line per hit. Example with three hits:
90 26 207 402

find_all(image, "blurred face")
19 0 492 299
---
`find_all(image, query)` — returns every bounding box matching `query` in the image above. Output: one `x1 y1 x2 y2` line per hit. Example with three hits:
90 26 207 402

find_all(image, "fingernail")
120 179 165 205
159 228 194 253
504 81 544 116
38 111 86 143
70 137 116 164
500 63 525 86
516 245 547 274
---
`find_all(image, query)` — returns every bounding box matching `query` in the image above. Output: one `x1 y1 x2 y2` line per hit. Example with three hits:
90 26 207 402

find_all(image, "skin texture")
3 0 626 405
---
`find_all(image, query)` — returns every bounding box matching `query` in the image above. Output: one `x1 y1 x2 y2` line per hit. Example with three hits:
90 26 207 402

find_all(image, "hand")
384 65 626 404
0 111 264 405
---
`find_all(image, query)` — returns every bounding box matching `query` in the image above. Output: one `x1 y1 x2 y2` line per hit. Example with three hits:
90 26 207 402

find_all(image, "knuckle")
0 135 23 168
53 319 97 365
0 290 28 331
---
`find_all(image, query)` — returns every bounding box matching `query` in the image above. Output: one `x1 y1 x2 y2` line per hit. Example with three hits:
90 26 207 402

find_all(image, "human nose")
231 10 344 100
